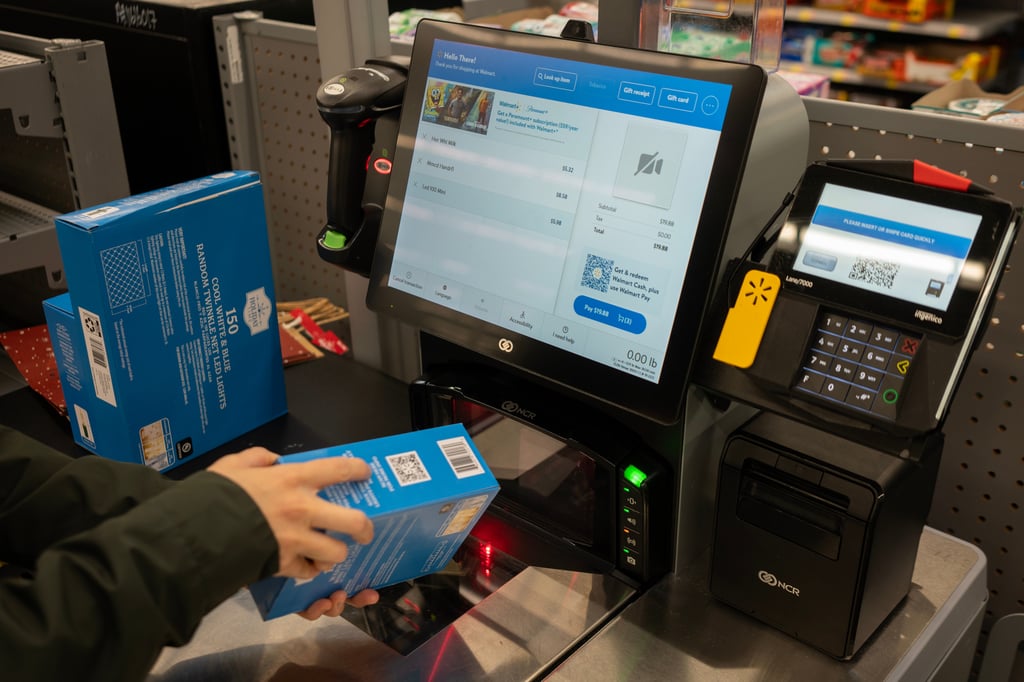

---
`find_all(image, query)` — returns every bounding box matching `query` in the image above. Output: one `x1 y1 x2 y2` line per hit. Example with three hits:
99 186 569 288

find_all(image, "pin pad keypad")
794 310 921 421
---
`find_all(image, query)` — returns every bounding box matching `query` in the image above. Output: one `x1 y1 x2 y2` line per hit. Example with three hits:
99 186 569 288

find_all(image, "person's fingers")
289 531 351 568
297 598 332 620
282 559 320 581
347 589 379 608
237 447 281 467
296 588 380 620
308 501 374 544
210 447 279 471
325 591 348 617
281 456 371 489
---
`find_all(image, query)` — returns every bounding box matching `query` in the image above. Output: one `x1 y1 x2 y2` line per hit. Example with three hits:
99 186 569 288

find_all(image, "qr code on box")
387 451 431 486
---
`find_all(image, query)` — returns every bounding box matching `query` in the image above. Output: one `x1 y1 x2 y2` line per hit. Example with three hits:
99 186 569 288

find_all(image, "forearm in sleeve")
0 470 278 682
0 425 177 565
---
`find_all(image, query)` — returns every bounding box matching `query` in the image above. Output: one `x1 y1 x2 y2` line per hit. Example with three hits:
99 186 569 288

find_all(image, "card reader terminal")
699 161 1020 436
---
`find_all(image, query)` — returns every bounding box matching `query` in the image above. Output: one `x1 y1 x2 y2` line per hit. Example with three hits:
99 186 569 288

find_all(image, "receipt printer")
709 411 942 659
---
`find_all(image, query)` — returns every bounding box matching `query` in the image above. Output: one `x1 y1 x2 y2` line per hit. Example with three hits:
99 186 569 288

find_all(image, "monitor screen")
368 20 769 423
773 162 1018 338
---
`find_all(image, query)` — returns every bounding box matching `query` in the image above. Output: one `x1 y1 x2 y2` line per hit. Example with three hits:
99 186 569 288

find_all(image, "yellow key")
713 270 780 369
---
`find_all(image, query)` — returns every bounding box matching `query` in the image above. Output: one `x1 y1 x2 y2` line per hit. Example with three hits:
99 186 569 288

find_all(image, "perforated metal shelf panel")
804 96 1024 670
215 16 346 305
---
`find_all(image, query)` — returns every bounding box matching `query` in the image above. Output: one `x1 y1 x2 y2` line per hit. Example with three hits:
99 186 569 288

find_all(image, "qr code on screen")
848 257 899 290
386 451 431 486
581 254 613 293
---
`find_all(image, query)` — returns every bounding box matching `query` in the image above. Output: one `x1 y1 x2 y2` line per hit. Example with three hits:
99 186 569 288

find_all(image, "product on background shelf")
913 79 1024 120
904 43 999 85
861 0 955 23
987 112 1024 127
777 69 831 97
812 0 861 10
856 45 906 81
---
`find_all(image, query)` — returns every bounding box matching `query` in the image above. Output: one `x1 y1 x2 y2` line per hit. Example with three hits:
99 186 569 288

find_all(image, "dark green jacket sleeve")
0 426 280 682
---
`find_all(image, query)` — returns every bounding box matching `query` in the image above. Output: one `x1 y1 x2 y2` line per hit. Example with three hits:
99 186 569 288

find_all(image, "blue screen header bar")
813 205 974 259
429 39 732 131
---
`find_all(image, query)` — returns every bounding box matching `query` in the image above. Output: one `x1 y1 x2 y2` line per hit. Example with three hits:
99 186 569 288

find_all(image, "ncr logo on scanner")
758 570 801 597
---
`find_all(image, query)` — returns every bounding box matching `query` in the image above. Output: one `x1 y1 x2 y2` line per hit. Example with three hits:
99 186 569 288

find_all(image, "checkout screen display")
794 183 981 312
385 37 732 384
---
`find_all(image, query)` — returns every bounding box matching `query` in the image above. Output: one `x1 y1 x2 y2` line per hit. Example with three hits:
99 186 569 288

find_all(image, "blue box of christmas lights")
44 170 286 472
248 423 499 619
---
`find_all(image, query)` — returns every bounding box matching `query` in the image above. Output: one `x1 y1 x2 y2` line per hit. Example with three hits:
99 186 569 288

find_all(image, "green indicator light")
322 229 348 249
624 465 648 487
623 548 631 554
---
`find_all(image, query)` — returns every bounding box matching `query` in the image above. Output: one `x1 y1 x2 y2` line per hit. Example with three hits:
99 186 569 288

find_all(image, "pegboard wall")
217 13 1024 672
804 97 1024 672
214 15 346 307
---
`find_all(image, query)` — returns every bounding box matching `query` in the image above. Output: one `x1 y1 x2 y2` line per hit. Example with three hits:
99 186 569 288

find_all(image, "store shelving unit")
783 4 1023 103
0 30 128 293
785 5 1020 40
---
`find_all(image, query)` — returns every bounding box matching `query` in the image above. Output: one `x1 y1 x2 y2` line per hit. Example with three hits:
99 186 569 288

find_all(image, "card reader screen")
773 162 1018 338
794 183 981 312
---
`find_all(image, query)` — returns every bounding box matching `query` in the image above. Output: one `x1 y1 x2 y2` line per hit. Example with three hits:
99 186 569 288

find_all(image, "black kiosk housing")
347 16 808 594
314 15 814 655
700 161 1019 659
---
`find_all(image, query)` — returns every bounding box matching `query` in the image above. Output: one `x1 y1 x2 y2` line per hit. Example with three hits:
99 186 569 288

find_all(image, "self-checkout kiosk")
313 17 810 657
312 15 1021 669
306 10 925 662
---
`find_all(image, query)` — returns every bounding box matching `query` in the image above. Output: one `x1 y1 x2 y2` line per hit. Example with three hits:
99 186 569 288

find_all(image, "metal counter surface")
147 566 635 681
147 524 983 682
550 527 986 681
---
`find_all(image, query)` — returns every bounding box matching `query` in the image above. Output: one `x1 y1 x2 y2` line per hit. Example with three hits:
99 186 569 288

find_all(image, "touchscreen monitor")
772 162 1018 339
368 20 769 424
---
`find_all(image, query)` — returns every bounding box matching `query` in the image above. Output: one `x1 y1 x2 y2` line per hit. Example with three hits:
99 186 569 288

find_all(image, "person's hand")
297 588 380 620
208 447 374 579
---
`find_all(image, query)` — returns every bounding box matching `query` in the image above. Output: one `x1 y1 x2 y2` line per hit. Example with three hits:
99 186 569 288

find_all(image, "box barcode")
78 306 117 407
438 436 483 479
87 335 108 369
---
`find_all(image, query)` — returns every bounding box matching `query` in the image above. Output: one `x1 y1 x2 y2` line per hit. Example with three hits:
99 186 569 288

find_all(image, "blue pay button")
574 296 647 334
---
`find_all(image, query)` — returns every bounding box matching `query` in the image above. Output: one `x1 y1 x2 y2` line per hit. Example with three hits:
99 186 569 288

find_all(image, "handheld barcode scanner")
316 57 409 277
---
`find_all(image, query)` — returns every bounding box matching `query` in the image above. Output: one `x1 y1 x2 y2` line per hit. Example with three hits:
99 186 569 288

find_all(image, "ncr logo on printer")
758 570 801 597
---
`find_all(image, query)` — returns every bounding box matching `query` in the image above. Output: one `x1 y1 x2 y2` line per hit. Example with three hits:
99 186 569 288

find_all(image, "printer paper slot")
738 473 843 560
